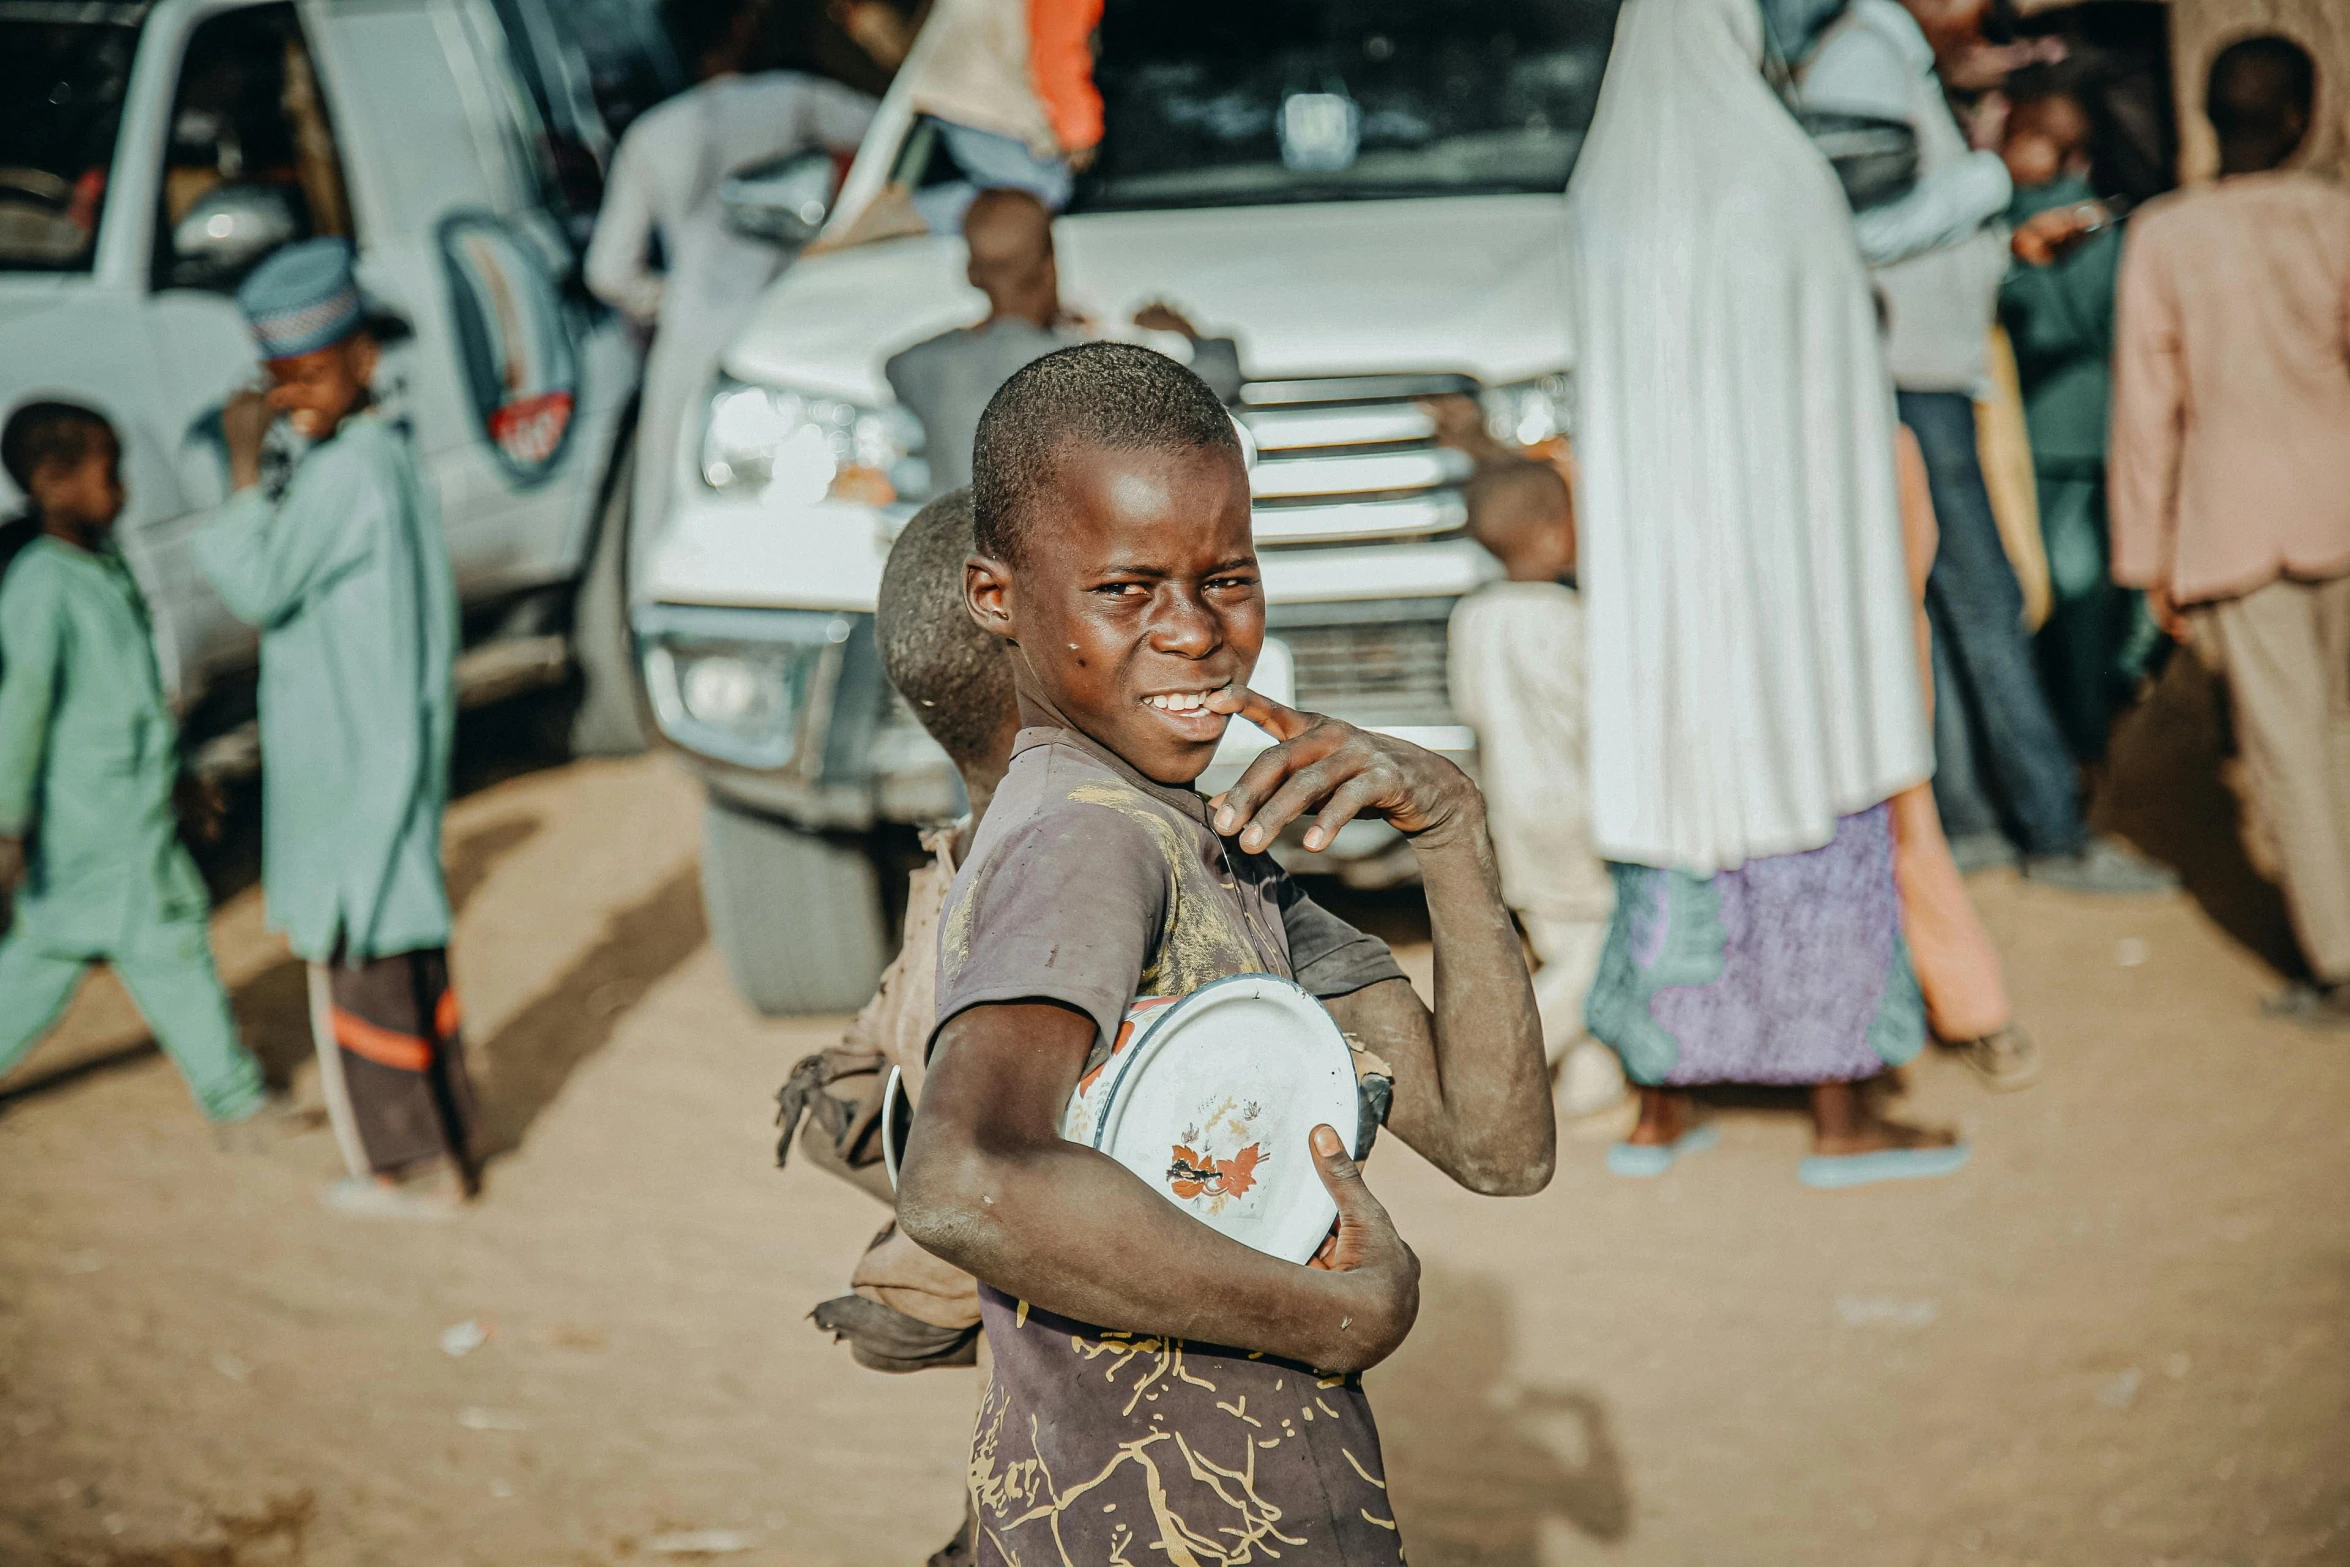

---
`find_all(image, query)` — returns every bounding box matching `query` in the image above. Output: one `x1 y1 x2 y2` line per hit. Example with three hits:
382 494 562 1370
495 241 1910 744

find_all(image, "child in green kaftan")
0 402 268 1127
195 239 477 1218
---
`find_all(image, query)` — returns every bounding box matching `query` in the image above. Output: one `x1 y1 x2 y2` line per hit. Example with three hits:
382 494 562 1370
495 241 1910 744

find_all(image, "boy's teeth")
1146 692 1209 712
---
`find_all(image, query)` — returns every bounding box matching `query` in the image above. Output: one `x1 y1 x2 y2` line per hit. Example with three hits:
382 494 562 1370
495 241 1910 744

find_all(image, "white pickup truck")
635 0 1618 1013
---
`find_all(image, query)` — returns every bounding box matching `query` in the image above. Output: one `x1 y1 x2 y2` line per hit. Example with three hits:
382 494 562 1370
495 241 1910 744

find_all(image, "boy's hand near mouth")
1207 685 1482 853
1210 685 1557 1199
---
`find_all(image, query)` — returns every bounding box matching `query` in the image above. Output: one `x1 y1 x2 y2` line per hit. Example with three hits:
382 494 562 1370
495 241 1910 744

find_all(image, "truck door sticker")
438 214 578 485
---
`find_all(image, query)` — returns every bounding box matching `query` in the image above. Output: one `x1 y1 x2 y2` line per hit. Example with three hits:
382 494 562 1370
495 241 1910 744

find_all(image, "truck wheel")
568 453 649 757
701 796 890 1015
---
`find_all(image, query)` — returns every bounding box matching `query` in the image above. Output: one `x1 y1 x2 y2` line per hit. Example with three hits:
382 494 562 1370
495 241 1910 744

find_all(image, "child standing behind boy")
1444 457 1624 1117
778 489 1011 1371
775 489 1013 1567
896 344 1554 1565
0 401 270 1132
197 239 477 1215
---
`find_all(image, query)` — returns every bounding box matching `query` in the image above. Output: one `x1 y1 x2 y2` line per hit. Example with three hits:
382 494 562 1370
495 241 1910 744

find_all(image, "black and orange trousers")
305 947 480 1190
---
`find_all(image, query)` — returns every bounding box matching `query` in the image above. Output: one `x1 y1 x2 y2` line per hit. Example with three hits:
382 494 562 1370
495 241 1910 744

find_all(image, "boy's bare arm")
897 1000 1421 1373
1205 689 1555 1196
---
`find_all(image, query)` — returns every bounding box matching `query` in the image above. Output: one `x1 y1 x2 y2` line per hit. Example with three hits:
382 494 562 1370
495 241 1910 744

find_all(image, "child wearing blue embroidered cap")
195 238 480 1220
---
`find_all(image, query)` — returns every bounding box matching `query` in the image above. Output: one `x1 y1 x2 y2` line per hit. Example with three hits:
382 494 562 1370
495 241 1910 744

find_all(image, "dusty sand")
3 675 2346 1566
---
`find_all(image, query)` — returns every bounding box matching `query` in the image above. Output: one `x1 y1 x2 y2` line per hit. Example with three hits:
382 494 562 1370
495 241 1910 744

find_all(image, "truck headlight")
1480 372 1574 450
700 374 928 506
637 605 854 770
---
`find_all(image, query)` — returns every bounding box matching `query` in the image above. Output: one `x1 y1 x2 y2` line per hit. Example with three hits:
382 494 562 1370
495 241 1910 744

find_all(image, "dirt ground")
3 669 2347 1567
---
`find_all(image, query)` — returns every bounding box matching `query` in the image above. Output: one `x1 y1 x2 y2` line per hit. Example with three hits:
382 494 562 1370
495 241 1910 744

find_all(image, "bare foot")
1809 1080 1956 1157
1625 1087 1694 1146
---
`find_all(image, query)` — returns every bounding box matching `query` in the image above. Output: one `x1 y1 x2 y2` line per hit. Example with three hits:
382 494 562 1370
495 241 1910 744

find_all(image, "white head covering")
1568 0 1929 875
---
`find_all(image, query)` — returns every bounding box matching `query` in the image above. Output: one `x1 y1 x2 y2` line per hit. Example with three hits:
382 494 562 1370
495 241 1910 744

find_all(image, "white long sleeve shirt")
1801 0 2012 392
584 71 875 334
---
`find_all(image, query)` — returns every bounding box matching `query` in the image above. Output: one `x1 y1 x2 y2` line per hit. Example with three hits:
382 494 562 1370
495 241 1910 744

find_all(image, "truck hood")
0 275 79 330
727 194 1575 405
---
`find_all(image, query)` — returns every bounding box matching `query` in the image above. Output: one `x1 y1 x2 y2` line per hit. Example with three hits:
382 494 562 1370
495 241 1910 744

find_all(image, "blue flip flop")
1798 1142 1971 1190
1606 1122 1720 1177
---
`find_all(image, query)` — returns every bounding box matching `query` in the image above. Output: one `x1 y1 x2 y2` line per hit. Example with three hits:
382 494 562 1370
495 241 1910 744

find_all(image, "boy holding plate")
895 343 1554 1565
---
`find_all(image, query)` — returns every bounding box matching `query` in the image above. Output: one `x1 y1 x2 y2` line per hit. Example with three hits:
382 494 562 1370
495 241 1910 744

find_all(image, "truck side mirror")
721 149 840 248
167 184 300 288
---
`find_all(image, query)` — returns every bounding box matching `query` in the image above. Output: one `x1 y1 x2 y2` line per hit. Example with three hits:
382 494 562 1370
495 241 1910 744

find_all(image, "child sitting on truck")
885 187 1241 494
895 342 1555 1565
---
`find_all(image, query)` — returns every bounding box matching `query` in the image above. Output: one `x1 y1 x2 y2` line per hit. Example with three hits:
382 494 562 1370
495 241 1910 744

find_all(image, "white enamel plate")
1064 973 1360 1265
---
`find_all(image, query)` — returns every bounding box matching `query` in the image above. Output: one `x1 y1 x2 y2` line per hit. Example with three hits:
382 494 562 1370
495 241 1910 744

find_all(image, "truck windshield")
0 7 143 272
1074 0 1621 213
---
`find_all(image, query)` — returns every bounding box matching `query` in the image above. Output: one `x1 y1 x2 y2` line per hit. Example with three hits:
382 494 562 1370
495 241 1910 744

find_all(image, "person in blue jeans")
1802 0 2171 891
1903 391 2101 855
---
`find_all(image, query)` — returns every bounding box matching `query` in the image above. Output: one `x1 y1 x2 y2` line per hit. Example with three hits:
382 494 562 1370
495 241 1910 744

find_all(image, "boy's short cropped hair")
877 488 1017 770
969 341 1240 564
2207 34 2316 142
3 399 113 494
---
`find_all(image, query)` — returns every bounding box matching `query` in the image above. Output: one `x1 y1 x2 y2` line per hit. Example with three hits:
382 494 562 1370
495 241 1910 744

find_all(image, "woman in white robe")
1568 0 1964 1188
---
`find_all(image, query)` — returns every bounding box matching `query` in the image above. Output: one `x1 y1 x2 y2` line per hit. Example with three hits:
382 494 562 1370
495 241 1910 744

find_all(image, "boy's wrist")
1306 1264 1416 1373
1402 790 1490 856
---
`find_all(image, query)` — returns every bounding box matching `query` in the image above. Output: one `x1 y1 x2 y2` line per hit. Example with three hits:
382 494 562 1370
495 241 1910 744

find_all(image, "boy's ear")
346 332 381 387
965 555 1019 643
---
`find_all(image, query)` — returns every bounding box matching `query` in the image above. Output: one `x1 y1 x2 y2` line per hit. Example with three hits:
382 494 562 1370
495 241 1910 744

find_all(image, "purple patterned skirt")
1584 804 1924 1087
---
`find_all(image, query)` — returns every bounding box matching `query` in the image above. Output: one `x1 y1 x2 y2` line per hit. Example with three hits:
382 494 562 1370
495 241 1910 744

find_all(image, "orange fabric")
1026 0 1103 151
331 1006 434 1073
434 987 461 1042
1890 428 2012 1041
1976 326 2051 630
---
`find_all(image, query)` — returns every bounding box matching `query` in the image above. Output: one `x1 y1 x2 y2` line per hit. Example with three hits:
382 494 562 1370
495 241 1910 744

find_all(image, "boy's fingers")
1307 1221 1343 1271
1214 729 1343 837
1302 774 1385 854
1206 684 1310 743
1234 756 1349 852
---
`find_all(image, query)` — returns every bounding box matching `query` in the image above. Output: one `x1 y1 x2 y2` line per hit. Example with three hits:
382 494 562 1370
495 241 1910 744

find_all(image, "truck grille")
1272 599 1459 730
1240 373 1477 548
